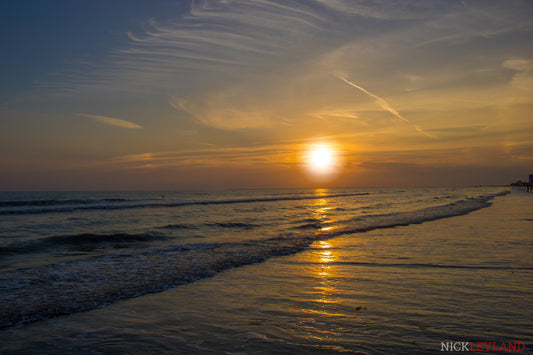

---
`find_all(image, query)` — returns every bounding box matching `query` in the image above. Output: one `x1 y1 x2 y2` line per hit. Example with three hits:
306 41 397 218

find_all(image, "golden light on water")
310 196 341 308
311 190 338 233
313 240 341 308
317 241 335 264
296 192 353 323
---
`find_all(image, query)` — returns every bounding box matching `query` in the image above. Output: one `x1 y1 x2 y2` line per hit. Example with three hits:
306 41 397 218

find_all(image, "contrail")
77 113 143 129
335 73 435 138
336 73 409 123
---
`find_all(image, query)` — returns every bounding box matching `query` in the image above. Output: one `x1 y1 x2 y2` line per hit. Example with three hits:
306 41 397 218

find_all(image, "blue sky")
1 0 532 190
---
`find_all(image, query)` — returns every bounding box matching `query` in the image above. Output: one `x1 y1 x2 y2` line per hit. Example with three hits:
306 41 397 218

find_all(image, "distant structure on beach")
510 174 533 192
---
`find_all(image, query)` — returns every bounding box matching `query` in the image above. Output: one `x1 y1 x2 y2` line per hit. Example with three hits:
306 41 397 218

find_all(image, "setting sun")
305 143 340 177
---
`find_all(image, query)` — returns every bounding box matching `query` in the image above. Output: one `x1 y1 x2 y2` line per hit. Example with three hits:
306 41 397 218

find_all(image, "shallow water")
1 188 532 353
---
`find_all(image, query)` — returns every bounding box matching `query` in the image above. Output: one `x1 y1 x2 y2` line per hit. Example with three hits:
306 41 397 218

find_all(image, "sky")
1 0 532 190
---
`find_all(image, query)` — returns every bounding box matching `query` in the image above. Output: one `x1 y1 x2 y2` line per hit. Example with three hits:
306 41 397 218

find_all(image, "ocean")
1 187 531 354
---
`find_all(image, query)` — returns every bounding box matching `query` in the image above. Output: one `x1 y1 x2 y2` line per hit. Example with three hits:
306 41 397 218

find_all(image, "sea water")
1 187 531 353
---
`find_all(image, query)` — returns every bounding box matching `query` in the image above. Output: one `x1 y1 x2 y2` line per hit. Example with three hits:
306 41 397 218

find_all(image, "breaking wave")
0 232 168 256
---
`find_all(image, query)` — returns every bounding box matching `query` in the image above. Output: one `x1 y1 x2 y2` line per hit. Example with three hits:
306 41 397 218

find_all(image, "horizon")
1 0 532 190
0 184 513 193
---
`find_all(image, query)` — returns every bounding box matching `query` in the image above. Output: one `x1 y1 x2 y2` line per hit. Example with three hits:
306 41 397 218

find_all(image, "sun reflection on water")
317 241 335 264
310 189 337 232
309 238 345 316
309 194 342 309
296 189 351 342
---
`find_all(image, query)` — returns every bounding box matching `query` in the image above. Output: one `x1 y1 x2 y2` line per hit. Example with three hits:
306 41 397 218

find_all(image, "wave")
331 192 509 236
157 223 198 230
292 222 324 230
0 232 167 256
0 191 508 328
0 198 129 207
291 217 332 230
0 192 370 215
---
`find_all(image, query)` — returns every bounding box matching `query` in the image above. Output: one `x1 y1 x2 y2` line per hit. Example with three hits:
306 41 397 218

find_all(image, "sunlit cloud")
82 143 302 171
313 109 359 121
77 113 143 129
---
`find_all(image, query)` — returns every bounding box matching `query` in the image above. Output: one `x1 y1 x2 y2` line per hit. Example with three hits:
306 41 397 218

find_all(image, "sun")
305 143 339 176
310 146 334 170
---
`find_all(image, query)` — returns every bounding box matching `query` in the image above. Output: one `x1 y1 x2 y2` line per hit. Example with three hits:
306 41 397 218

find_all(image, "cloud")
335 73 435 138
77 113 143 129
80 142 302 170
113 0 329 86
336 72 408 123
503 59 531 71
503 58 533 91
28 1 531 139
315 0 453 20
170 94 274 130
32 0 532 97
38 0 410 96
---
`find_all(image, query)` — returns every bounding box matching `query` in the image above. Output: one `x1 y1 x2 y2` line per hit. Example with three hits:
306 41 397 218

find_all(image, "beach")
1 188 531 354
3 0 533 353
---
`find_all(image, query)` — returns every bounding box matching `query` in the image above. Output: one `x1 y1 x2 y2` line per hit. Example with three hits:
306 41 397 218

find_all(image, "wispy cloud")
335 73 435 138
78 142 304 170
28 1 532 139
503 58 533 91
77 113 143 129
31 1 531 96
170 94 274 130
112 0 329 86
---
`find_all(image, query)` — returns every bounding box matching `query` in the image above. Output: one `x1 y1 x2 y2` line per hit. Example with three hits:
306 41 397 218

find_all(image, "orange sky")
1 0 532 190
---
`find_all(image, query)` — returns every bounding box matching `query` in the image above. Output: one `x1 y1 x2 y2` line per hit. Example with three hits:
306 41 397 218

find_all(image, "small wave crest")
291 217 331 230
157 223 198 230
0 198 128 207
0 232 167 256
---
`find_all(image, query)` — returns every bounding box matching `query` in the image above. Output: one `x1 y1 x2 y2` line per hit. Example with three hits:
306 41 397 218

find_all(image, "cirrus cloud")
77 113 143 129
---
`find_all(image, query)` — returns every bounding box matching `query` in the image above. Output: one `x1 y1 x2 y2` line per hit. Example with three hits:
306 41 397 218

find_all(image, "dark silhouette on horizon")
510 174 533 192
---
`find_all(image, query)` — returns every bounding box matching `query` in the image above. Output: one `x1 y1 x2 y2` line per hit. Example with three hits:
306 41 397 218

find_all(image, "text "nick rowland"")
441 341 526 352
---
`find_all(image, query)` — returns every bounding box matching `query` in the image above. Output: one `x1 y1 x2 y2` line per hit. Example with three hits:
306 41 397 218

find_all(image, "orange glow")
303 142 342 179
310 146 334 170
